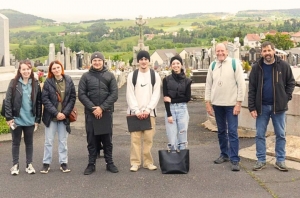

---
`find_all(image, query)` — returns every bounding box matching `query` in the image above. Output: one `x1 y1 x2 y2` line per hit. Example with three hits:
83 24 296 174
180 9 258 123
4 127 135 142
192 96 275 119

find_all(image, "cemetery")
1 14 300 164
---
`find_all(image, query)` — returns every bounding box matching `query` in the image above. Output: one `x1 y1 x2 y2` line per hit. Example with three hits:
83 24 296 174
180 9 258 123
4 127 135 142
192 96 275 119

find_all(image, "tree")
262 33 293 50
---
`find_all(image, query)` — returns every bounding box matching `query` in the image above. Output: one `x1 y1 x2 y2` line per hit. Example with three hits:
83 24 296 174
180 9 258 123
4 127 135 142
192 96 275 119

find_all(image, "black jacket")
4 78 42 123
78 66 118 114
248 56 295 114
163 69 192 117
42 75 76 127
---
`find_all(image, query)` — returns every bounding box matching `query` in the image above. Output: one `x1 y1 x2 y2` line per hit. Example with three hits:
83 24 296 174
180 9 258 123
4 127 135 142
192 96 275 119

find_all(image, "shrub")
0 115 10 134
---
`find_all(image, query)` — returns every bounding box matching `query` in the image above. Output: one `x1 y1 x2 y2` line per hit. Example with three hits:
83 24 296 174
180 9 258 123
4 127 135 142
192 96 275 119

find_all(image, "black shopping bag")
158 149 189 174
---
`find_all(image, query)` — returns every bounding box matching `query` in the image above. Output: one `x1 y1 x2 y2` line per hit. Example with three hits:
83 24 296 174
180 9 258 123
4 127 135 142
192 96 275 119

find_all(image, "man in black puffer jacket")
78 51 118 175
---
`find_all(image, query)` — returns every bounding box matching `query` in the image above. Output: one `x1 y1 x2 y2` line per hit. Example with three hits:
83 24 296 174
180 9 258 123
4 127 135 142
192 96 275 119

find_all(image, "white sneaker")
25 163 36 174
130 165 140 172
10 164 19 175
144 164 157 170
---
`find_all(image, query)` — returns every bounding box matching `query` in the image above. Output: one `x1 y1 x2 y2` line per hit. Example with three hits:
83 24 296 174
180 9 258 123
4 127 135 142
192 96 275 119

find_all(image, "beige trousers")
130 117 156 167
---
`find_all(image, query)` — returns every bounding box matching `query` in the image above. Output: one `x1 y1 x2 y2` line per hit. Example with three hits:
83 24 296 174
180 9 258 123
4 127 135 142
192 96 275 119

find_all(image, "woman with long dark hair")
40 60 76 174
4 60 42 175
163 55 192 151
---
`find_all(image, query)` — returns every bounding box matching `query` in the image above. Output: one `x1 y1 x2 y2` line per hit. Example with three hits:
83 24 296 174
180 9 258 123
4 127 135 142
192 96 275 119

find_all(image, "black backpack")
132 69 156 88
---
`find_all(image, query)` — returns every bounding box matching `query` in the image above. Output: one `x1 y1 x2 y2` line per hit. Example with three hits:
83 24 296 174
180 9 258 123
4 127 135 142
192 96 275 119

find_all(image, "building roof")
152 49 178 61
291 31 300 37
246 34 261 41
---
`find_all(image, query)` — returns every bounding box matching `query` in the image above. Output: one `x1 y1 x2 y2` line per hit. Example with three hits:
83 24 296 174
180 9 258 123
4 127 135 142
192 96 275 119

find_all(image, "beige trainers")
130 165 139 172
144 164 157 170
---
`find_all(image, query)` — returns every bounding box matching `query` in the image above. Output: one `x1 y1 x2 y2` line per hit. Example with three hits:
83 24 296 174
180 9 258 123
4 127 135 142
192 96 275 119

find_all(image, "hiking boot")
214 156 229 164
231 161 240 171
40 163 50 174
60 163 71 173
274 162 288 172
253 161 266 171
10 164 19 175
84 163 95 175
130 165 139 172
144 164 157 170
106 163 119 173
25 163 36 174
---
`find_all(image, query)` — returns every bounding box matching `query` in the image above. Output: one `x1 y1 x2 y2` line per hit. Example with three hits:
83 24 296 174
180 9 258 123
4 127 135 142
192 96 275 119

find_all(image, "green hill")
236 8 300 18
0 9 54 28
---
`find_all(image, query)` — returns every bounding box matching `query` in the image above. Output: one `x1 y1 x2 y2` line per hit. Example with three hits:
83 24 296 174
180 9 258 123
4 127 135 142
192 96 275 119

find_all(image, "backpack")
131 68 157 116
132 69 156 88
211 59 236 72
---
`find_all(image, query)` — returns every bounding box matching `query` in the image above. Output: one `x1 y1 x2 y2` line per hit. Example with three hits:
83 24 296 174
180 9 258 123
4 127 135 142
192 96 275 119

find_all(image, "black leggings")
11 125 35 165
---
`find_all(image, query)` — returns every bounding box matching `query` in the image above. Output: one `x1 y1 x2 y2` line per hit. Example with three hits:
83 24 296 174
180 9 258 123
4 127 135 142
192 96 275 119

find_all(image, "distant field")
10 25 66 33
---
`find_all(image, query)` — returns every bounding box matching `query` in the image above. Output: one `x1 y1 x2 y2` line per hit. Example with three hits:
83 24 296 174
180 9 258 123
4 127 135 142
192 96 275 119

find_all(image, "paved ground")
0 84 299 198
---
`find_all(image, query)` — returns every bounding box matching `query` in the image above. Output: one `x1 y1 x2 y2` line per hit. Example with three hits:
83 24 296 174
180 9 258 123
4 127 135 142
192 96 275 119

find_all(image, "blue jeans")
213 105 240 162
43 121 68 164
256 105 286 162
165 103 189 150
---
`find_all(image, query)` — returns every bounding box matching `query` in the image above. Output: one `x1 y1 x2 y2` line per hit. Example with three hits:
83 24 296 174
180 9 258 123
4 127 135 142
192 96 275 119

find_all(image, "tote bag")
158 149 190 174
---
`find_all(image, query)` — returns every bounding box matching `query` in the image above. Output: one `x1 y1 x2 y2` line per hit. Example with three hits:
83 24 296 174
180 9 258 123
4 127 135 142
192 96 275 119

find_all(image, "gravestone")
191 69 208 83
71 52 77 70
48 43 55 64
249 48 256 63
0 13 10 67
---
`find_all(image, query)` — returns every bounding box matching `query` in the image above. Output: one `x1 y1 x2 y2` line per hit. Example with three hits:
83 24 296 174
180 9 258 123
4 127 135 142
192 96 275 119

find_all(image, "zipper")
259 63 263 115
273 67 276 114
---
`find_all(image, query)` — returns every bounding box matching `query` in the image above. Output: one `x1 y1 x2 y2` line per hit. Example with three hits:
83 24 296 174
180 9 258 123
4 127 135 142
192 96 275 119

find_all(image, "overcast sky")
1 0 298 22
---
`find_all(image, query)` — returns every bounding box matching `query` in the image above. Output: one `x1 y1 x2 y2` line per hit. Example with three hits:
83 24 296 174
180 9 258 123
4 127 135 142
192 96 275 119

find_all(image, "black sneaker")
231 161 240 171
214 156 229 164
106 163 119 173
253 161 266 171
40 163 50 174
84 163 95 175
274 162 288 172
60 163 71 173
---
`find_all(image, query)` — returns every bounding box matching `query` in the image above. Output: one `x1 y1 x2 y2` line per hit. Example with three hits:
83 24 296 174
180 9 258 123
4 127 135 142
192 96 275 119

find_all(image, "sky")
1 0 299 22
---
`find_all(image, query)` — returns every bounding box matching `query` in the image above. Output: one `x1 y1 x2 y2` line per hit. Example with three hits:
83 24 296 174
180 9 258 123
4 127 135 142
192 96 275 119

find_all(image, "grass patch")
0 116 10 135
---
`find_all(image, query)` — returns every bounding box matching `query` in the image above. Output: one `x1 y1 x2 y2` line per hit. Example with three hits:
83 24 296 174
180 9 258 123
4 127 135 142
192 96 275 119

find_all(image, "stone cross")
0 13 10 67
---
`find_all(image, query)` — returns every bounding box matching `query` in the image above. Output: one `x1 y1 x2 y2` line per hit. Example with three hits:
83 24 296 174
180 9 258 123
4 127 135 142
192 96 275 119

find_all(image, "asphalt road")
0 84 299 198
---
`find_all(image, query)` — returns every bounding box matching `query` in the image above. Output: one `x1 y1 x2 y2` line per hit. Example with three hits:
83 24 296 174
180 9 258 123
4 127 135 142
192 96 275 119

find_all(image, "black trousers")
85 115 114 165
11 125 35 165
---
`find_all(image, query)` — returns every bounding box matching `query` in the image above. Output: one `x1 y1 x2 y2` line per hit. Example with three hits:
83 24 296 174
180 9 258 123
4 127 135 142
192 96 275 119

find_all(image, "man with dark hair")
126 50 161 172
78 52 119 175
248 41 295 172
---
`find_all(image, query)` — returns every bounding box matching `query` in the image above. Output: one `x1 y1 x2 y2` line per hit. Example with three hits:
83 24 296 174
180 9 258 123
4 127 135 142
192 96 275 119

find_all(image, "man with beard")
248 41 295 172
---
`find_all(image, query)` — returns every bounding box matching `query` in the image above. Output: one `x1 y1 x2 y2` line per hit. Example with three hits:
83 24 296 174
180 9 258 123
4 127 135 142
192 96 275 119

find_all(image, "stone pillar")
71 52 77 70
65 47 71 70
48 43 55 64
0 13 10 67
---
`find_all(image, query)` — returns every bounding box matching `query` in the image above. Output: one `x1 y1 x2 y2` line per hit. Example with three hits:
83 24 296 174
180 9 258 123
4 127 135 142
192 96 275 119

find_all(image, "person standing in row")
78 52 119 175
126 50 161 172
4 60 42 175
248 41 295 172
163 55 192 151
40 60 76 174
205 43 246 171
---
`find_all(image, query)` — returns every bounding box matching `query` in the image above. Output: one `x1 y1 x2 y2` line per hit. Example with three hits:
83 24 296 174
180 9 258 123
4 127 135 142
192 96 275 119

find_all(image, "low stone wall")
195 82 300 137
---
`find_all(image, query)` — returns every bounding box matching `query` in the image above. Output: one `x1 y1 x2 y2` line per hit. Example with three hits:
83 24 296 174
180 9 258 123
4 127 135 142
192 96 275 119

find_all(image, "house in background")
291 31 300 43
150 49 178 66
179 47 203 60
244 34 261 48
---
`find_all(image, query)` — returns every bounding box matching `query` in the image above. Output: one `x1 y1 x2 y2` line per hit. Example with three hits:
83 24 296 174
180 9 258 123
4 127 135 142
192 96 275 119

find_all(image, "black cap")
170 55 183 65
137 50 150 62
91 52 104 63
